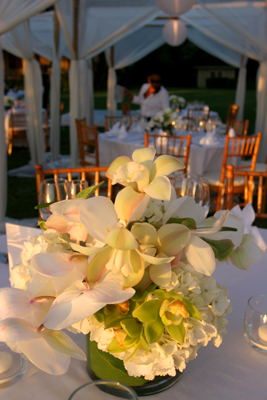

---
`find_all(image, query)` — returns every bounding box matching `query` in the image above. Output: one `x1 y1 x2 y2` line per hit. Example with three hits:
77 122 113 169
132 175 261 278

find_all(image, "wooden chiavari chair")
144 131 191 173
225 104 239 133
226 165 267 218
229 119 249 136
8 109 28 155
35 165 113 219
121 102 131 116
203 133 261 211
75 118 99 167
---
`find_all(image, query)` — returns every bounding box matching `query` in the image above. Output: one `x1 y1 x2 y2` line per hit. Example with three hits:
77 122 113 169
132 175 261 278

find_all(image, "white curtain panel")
9 21 45 166
0 41 6 228
183 2 267 161
87 58 94 125
56 0 161 166
105 26 164 114
235 56 248 121
105 48 117 115
256 60 267 162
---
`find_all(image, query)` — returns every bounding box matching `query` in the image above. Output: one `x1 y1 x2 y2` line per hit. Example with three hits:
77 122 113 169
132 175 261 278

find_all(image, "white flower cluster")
169 95 186 109
146 107 178 132
87 260 231 380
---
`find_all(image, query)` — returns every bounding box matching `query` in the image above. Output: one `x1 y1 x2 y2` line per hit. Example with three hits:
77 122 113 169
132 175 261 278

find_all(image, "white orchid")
106 147 184 201
230 234 263 270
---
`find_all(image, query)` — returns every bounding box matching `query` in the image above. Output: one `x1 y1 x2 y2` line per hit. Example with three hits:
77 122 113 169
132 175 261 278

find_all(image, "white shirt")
132 84 169 118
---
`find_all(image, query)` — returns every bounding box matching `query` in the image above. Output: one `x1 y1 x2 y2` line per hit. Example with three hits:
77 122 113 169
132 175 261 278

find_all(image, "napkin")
117 124 127 139
228 127 236 137
106 121 121 136
6 223 40 285
199 129 221 146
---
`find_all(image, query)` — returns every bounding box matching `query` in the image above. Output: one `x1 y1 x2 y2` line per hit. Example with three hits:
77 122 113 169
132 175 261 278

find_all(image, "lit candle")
258 325 267 342
0 352 12 374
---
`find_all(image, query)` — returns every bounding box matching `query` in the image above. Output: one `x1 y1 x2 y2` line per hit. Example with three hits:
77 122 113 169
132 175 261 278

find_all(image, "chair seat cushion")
203 171 245 186
239 160 267 172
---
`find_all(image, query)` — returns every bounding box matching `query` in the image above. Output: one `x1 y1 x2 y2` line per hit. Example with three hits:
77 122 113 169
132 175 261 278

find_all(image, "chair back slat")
75 118 99 167
35 165 112 204
226 164 267 218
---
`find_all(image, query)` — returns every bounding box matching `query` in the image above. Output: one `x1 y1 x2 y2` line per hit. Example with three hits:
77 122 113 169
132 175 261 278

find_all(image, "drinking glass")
38 178 67 220
174 173 210 216
68 380 138 400
66 180 88 199
244 294 267 355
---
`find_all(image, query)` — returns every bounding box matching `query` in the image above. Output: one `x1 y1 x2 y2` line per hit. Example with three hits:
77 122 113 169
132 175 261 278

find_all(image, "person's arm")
124 88 134 102
124 85 145 105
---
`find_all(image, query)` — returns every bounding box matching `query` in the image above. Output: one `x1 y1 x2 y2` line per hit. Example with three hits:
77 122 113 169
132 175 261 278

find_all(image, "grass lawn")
6 88 262 225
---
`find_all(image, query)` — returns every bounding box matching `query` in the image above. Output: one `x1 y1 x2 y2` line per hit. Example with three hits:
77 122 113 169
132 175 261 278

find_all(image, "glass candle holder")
68 380 138 400
244 294 267 355
0 343 27 387
66 180 88 199
38 178 67 220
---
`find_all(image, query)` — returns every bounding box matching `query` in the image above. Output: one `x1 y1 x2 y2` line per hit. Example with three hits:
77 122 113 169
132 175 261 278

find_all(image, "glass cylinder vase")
86 334 183 397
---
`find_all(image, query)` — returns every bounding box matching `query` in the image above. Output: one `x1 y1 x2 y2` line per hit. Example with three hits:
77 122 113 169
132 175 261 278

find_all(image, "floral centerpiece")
147 108 177 135
4 96 14 110
169 95 186 111
0 148 264 394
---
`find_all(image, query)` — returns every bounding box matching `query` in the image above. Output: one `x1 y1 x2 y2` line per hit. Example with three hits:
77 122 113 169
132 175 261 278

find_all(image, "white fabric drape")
56 0 161 166
235 56 248 121
9 21 45 166
0 41 6 227
182 2 267 161
0 0 59 228
256 59 267 162
105 26 164 114
87 58 94 125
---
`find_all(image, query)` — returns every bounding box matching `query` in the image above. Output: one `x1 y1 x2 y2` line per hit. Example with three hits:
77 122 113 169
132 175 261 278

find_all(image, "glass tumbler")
244 294 267 355
66 180 88 199
38 178 67 220
68 380 138 400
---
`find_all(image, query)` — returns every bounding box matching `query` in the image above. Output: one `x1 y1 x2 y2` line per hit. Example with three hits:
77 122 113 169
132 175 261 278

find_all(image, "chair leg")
216 185 224 212
8 133 13 155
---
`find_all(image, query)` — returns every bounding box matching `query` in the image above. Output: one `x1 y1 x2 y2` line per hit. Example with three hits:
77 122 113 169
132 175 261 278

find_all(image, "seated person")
124 69 169 120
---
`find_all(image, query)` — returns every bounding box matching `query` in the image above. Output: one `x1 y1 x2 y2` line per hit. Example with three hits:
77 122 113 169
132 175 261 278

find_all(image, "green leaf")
120 319 142 338
144 318 164 344
166 323 186 344
124 335 138 347
37 220 47 230
87 336 146 386
34 201 55 209
132 299 163 323
104 315 126 329
154 289 179 300
201 237 235 262
125 340 141 362
107 337 127 353
140 334 149 351
220 227 238 232
166 217 197 230
177 296 202 321
94 309 104 323
132 283 157 302
76 182 104 199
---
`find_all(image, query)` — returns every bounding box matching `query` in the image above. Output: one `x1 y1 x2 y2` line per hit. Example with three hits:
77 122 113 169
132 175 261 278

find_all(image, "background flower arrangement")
146 108 178 135
169 95 186 110
0 148 264 385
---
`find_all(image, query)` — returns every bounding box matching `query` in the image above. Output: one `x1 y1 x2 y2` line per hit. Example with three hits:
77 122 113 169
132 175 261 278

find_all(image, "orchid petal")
144 176 171 201
122 250 145 288
149 263 172 286
70 242 105 255
209 213 245 247
194 210 229 236
128 194 150 224
115 186 147 222
0 318 39 342
106 156 132 179
184 236 216 275
0 288 31 320
18 337 71 375
44 330 86 360
105 227 137 250
131 223 157 246
112 162 150 191
31 253 84 277
87 246 113 283
132 147 156 170
136 249 174 265
163 196 205 226
150 155 185 181
50 198 85 223
46 215 69 232
157 224 190 256
79 196 117 242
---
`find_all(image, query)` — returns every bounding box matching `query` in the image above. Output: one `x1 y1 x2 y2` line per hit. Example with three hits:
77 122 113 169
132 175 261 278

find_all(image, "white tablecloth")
99 131 225 176
0 228 267 399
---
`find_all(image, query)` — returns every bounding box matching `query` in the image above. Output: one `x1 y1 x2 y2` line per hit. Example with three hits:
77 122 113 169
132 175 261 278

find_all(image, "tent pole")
73 0 79 59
